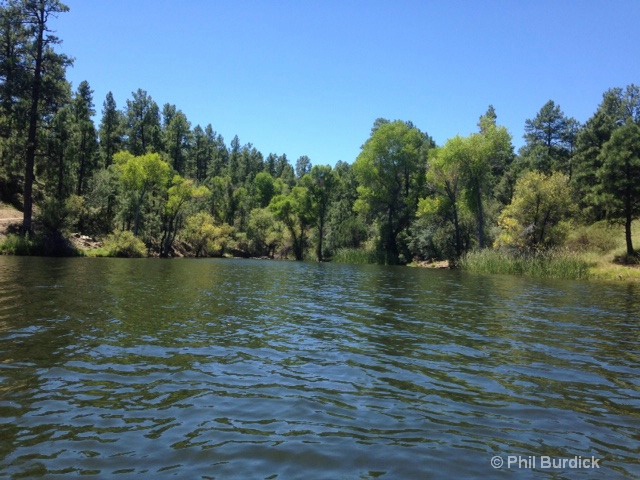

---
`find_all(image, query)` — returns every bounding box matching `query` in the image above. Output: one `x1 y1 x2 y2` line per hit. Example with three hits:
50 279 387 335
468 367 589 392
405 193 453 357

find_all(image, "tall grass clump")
332 247 384 265
460 249 591 280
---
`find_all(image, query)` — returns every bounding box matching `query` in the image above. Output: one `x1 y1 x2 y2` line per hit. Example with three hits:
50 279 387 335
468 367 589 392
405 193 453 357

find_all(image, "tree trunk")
385 206 398 264
76 133 86 196
626 189 634 256
452 204 462 258
476 183 485 248
23 2 46 234
294 225 305 261
316 217 324 261
57 148 65 200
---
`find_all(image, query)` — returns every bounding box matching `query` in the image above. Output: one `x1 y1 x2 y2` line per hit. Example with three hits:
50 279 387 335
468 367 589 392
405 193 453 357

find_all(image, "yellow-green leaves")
165 175 210 217
496 171 575 250
183 212 234 257
114 151 171 194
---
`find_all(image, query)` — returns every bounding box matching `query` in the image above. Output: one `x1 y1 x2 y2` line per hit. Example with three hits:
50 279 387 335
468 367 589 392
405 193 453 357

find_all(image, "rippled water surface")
0 257 638 479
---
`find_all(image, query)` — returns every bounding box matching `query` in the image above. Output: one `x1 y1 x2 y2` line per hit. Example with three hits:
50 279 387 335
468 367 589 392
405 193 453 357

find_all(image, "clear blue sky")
52 0 640 166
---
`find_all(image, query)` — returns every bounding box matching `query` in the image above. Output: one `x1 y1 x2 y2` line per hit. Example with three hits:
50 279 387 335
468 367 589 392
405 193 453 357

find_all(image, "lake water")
0 257 638 479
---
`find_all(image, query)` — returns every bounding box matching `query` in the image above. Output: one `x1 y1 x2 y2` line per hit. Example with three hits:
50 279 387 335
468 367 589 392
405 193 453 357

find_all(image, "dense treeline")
1 1 639 263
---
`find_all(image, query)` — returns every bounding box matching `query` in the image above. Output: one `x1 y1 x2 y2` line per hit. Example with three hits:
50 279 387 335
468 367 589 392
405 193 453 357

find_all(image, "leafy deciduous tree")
354 120 429 264
302 164 335 261
113 151 171 236
160 175 209 257
270 186 311 261
496 171 574 250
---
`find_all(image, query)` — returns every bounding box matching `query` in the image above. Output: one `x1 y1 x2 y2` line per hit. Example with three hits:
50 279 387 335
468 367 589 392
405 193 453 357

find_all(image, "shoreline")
2 203 639 283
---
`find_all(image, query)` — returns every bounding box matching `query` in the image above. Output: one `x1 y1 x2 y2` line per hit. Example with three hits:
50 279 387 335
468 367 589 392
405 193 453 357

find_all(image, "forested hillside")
1 1 639 267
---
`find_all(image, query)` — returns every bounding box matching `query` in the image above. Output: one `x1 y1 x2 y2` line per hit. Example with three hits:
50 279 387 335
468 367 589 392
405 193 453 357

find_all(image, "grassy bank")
459 222 640 282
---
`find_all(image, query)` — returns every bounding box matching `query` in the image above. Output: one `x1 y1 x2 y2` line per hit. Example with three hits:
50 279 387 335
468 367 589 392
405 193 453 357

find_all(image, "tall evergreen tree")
19 0 70 233
190 125 207 181
98 91 123 167
295 155 312 179
573 85 640 221
597 121 640 256
0 2 30 201
71 80 98 195
43 103 71 200
227 135 241 184
521 100 578 176
164 109 191 176
125 88 161 156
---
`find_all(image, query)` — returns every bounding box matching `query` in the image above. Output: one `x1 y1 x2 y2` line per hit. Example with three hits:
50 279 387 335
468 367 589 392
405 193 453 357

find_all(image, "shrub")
102 231 147 258
495 171 575 251
182 212 235 257
0 234 42 255
565 223 619 253
0 231 78 257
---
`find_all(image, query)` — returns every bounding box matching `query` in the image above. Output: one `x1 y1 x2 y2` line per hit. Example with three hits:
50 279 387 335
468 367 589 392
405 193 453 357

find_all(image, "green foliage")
113 151 171 237
407 214 472 261
246 207 283 257
597 121 640 255
0 234 43 255
354 120 429 264
99 92 124 167
325 161 367 255
101 230 147 258
613 252 640 265
301 165 336 261
564 222 619 253
269 186 312 260
460 249 591 280
332 247 384 265
253 171 277 208
182 212 235 257
423 137 467 257
125 89 162 155
163 109 192 175
520 100 579 176
37 197 69 232
160 175 210 256
496 171 575 250
0 230 78 257
84 167 119 234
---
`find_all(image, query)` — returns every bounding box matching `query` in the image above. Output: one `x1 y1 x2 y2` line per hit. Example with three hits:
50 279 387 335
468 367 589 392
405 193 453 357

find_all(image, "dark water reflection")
0 257 638 478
